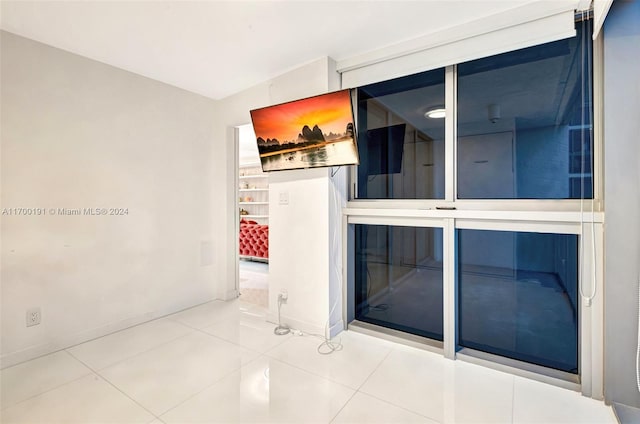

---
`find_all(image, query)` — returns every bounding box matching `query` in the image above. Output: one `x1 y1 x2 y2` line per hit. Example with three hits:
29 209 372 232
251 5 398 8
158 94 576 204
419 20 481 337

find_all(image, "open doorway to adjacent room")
237 124 269 307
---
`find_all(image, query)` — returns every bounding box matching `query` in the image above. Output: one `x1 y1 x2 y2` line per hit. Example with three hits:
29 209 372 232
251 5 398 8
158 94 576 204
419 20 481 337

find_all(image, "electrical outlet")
279 289 288 303
26 307 41 327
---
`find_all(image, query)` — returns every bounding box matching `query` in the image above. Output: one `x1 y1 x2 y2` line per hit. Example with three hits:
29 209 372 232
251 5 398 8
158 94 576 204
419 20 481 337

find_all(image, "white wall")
603 0 640 409
269 169 331 332
1 32 219 367
214 57 346 335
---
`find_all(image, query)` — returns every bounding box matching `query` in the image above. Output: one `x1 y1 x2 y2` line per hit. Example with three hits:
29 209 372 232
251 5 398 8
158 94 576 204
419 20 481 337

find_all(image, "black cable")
365 262 391 312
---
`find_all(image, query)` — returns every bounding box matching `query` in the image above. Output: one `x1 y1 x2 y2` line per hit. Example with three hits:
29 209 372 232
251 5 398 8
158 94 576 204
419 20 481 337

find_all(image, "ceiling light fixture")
424 108 446 119
488 104 501 123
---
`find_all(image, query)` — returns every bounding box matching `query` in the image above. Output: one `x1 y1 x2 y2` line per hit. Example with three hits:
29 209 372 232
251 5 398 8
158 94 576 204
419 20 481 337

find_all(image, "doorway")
237 124 269 307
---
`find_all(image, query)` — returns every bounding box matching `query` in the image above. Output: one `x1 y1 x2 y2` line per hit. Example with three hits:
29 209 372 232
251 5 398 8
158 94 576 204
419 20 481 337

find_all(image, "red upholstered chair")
239 219 269 259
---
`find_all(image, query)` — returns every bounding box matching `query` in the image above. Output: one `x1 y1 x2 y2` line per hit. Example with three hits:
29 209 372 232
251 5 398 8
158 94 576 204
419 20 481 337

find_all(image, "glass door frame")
342 33 605 398
344 209 604 396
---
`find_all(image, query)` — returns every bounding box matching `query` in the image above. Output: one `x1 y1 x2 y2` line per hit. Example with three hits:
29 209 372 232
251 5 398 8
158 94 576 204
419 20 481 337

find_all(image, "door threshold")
456 348 580 391
348 320 444 355
348 321 581 392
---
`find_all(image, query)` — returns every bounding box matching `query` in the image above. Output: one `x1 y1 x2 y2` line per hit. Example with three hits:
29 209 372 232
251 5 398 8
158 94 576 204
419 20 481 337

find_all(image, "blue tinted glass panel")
356 69 445 199
355 225 443 340
457 20 593 199
457 229 579 373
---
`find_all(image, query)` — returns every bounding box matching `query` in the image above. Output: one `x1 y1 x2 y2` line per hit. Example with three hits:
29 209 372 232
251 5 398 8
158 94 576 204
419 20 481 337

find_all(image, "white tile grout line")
327 344 393 424
2 335 199 411
1 314 199 374
166 307 267 331
90 329 270 418
72 329 196 372
194 316 294 355
189 322 290 358
65 349 160 420
64 315 195 354
1 303 267 417
0 351 93 411
74 336 264 420
0 299 251 372
259 329 433 398
354 346 393 392
333 391 442 424
258 331 394 392
328 389 359 423
158 337 397 421
351 347 441 423
1 365 157 422
259 341 358 392
153 353 267 421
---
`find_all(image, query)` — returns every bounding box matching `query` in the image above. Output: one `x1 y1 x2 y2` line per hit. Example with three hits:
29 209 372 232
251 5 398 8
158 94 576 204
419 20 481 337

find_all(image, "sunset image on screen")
250 89 358 172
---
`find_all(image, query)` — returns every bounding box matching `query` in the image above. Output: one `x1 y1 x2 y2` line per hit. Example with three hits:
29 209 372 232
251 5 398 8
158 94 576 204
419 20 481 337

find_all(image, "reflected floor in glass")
457 230 579 374
1 299 614 423
459 265 578 373
357 264 575 374
357 263 443 341
355 225 444 341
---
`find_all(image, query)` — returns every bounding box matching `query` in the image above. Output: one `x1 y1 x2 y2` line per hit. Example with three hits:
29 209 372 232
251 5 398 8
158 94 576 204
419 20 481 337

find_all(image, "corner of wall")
1 32 220 365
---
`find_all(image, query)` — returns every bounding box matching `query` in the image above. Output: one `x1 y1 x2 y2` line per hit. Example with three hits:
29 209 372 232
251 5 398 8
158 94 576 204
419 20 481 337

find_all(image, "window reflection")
457 229 579 373
457 21 593 199
355 224 444 340
356 69 446 199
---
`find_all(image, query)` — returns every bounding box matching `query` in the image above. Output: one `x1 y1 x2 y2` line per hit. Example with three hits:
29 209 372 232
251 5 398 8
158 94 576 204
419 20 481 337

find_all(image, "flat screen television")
362 124 406 175
250 89 359 172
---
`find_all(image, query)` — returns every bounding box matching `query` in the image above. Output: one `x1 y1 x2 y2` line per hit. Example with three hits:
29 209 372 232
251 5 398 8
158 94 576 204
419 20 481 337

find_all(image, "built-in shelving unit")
239 165 269 224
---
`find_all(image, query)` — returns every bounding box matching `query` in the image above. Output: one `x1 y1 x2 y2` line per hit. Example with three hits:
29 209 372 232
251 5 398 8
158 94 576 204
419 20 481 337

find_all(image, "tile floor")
1 299 617 424
239 260 269 308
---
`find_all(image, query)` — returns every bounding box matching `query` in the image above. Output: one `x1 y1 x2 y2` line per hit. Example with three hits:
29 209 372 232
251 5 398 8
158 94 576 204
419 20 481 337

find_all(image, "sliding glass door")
354 224 443 340
346 17 600 387
457 229 579 373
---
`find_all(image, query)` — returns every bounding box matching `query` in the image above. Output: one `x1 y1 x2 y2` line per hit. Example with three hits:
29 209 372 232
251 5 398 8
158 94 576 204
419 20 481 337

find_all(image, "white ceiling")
0 0 553 100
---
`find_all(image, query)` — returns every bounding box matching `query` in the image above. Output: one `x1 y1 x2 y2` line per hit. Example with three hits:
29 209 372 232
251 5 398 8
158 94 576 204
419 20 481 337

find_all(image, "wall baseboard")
266 311 325 337
223 289 239 301
0 297 219 369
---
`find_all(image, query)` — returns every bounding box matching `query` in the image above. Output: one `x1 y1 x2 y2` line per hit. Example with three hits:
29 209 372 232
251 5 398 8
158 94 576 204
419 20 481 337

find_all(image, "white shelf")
238 166 269 223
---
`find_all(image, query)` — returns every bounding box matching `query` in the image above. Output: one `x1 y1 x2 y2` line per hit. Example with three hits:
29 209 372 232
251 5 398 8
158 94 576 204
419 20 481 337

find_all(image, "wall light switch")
279 191 289 205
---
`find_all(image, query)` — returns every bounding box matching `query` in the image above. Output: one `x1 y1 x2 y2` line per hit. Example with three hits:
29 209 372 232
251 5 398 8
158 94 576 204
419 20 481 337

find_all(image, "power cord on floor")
317 335 344 355
316 294 344 355
366 265 391 312
272 292 343 355
275 325 343 354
